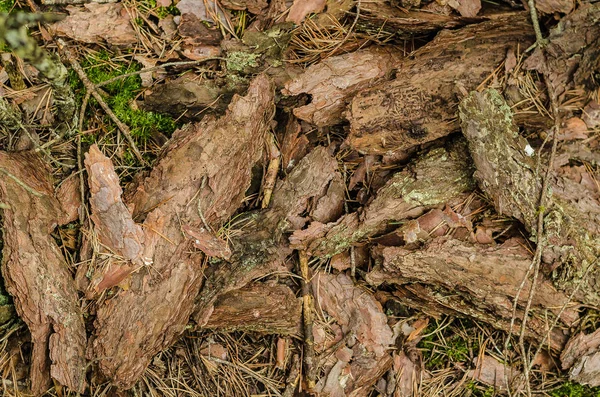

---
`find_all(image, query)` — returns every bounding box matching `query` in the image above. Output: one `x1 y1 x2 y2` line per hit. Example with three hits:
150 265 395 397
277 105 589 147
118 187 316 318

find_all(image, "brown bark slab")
87 74 275 389
204 283 301 334
346 15 534 155
0 151 86 395
291 139 474 258
312 272 395 397
368 237 578 351
524 3 600 98
193 146 340 326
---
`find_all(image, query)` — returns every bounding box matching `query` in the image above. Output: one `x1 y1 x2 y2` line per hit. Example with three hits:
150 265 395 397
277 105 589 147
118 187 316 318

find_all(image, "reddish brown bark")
368 237 578 351
205 283 301 334
193 145 340 326
87 74 275 389
290 139 474 258
0 151 86 395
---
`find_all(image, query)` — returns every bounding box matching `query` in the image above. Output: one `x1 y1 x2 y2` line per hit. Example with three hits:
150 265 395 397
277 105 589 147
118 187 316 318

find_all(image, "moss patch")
69 50 177 147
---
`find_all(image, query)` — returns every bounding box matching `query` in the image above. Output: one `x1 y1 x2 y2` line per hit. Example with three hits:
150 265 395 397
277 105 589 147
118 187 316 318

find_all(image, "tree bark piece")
291 139 474 258
204 283 301 334
347 15 534 155
359 0 482 35
0 151 86 395
88 74 275 390
459 89 600 306
282 47 400 127
368 237 579 351
193 146 340 326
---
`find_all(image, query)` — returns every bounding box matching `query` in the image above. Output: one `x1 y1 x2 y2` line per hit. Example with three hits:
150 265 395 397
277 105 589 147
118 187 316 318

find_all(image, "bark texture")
0 151 86 395
347 15 534 155
193 145 340 326
459 89 600 306
87 74 274 389
367 237 578 351
291 139 474 258
205 283 302 334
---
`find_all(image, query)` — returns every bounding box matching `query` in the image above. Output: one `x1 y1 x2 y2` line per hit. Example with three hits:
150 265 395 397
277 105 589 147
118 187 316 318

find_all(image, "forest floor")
1 0 600 396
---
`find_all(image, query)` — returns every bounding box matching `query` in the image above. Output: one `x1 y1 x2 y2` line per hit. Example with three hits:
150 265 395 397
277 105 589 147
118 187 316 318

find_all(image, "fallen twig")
56 38 148 166
299 250 316 391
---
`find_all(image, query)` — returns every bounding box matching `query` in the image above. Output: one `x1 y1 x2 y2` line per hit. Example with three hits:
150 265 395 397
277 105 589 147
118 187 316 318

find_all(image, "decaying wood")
87 74 275 389
359 0 483 35
204 283 301 334
282 47 400 127
291 139 474 258
193 146 340 327
561 328 600 386
368 237 578 351
459 89 600 306
346 15 534 155
0 151 86 395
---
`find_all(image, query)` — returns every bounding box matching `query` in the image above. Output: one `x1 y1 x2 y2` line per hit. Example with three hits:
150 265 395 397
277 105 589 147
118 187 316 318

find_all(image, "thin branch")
56 38 148 166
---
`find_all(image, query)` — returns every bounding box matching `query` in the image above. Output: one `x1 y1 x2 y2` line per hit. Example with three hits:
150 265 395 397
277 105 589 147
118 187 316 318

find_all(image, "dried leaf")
50 4 138 46
286 0 326 25
468 355 521 390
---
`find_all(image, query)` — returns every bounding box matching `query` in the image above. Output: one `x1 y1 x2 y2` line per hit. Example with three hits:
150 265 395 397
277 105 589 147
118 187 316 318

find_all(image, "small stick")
515 1 561 394
299 250 316 390
0 167 44 197
262 135 281 209
56 39 148 166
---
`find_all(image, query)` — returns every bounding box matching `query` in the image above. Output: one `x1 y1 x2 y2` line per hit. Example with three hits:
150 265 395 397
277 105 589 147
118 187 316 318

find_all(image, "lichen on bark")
459 89 600 306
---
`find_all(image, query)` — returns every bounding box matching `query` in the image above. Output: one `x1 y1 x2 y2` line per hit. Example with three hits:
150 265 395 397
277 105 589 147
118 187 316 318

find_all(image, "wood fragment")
204 283 301 334
193 146 340 327
459 89 600 306
0 151 86 395
347 15 534 155
368 237 579 351
292 139 474 258
299 250 316 391
283 46 399 127
88 74 275 389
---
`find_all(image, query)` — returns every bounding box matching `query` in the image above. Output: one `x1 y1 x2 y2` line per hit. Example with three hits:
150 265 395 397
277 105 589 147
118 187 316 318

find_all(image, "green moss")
136 0 179 19
550 382 600 397
69 50 177 148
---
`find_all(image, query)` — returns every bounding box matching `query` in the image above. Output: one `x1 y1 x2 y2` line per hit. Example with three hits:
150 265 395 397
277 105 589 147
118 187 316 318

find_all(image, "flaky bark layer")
88 74 275 389
368 238 578 351
0 151 86 395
